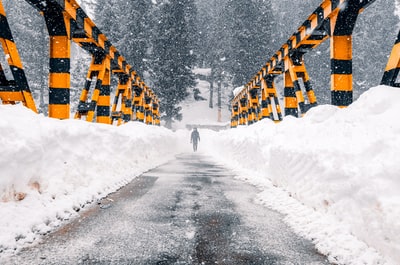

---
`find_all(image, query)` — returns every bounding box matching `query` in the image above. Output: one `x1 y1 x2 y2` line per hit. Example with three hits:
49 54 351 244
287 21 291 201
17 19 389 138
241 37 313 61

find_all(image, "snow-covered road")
5 154 329 264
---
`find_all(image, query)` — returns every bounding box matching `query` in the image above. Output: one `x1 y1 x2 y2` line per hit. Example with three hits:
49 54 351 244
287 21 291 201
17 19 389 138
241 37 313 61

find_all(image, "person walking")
190 127 200 152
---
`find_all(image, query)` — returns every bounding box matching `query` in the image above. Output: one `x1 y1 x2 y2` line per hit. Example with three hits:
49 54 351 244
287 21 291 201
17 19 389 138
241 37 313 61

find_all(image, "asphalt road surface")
6 154 331 265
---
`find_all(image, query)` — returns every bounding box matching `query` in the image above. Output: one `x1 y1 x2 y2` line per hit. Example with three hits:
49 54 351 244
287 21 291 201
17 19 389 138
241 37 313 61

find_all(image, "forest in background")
1 0 399 126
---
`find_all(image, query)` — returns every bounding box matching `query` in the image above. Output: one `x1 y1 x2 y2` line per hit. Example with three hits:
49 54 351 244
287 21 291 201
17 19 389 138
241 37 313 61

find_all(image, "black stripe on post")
105 41 112 54
395 31 400 45
44 5 68 36
89 101 97 111
332 91 352 106
84 79 91 90
331 0 340 10
100 85 110 96
49 88 69 104
314 7 324 24
331 59 352 74
94 79 103 90
76 8 88 20
293 80 301 92
11 67 29 91
92 27 100 43
381 69 400 86
261 100 268 108
296 32 301 44
55 0 65 9
123 114 131 122
284 87 296 97
304 80 312 91
287 39 293 50
113 94 119 105
285 108 298 117
302 20 311 30
333 4 359 36
49 58 70 73
0 14 13 41
0 85 19 91
96 106 110 116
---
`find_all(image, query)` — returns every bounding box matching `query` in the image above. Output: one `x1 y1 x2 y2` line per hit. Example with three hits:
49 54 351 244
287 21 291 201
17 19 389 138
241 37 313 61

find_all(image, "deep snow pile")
200 85 400 265
1 83 400 265
0 106 185 254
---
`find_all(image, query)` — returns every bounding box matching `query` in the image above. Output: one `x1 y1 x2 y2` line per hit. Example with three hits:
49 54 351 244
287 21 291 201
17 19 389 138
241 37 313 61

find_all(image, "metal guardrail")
230 0 399 128
0 0 160 125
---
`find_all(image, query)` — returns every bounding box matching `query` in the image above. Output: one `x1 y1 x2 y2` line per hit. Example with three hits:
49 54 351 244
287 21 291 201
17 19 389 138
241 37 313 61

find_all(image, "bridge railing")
230 0 400 128
0 0 160 126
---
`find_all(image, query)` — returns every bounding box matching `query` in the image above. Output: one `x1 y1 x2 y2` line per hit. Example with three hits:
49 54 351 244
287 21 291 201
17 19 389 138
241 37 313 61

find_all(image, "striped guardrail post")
123 77 133 123
43 3 71 119
288 54 318 114
381 29 400 87
96 57 111 124
111 74 129 125
283 70 298 117
0 1 37 112
249 87 260 124
239 96 248 125
266 77 283 121
74 58 95 120
231 103 239 128
285 56 306 114
152 98 160 126
133 79 145 122
144 91 153 125
330 1 361 107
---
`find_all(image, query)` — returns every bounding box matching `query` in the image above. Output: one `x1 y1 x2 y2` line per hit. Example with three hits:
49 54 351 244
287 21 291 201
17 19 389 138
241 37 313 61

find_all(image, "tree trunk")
209 75 214 108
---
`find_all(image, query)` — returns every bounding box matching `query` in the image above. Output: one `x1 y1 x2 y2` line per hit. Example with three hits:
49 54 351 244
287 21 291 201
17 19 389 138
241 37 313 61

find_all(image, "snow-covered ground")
201 85 400 265
0 81 399 265
0 107 187 256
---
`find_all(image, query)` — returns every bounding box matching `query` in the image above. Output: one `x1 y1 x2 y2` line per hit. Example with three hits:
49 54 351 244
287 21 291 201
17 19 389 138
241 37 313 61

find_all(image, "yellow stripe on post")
331 74 352 91
331 35 352 60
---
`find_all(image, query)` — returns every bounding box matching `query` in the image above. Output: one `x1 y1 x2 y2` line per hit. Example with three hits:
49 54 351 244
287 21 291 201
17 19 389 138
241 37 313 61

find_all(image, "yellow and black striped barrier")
0 1 37 112
381 30 400 87
0 0 160 126
230 0 398 128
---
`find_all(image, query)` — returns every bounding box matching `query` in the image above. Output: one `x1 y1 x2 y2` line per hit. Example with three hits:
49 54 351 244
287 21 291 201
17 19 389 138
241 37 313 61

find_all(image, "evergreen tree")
215 0 274 87
117 1 152 77
150 0 197 128
93 1 153 78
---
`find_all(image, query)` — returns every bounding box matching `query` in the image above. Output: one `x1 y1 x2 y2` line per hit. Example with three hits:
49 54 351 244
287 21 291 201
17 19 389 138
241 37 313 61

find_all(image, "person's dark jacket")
191 130 200 143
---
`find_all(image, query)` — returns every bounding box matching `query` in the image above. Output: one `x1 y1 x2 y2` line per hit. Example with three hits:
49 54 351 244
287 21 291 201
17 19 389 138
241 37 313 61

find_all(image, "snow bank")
0 106 184 254
201 85 400 265
192 67 211 76
2 84 400 265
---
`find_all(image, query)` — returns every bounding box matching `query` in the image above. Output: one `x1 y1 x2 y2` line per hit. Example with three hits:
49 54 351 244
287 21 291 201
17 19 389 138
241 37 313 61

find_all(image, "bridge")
230 0 400 128
1 0 399 129
0 0 160 126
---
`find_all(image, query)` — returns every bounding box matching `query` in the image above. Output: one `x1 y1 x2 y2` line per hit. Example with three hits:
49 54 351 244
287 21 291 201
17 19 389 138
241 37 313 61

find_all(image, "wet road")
6 154 330 264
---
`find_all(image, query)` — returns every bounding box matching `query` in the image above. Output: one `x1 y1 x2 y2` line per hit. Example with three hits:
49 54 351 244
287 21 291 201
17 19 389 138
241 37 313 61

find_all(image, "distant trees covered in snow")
150 0 197 128
195 0 274 88
93 1 152 78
